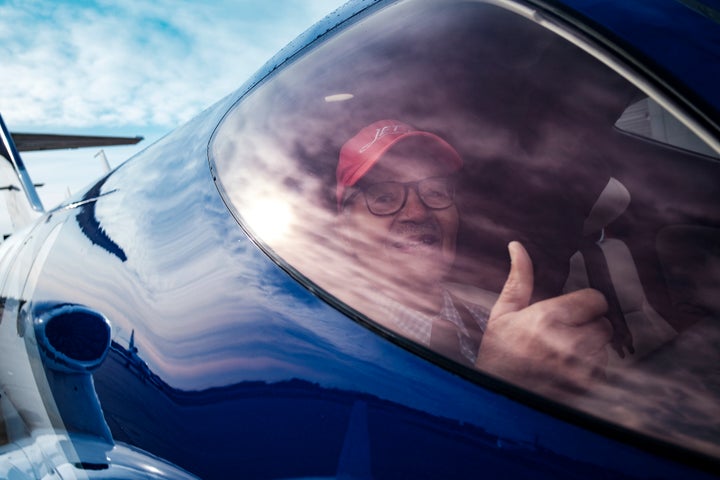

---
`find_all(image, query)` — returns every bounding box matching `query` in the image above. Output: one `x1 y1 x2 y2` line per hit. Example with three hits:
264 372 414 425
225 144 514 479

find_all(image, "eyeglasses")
349 176 456 216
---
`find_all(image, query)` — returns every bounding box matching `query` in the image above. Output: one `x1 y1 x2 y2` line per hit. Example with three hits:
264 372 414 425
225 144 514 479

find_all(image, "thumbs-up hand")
475 241 612 396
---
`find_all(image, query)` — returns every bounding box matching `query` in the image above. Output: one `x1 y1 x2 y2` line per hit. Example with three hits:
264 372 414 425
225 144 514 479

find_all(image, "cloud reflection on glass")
211 0 720 460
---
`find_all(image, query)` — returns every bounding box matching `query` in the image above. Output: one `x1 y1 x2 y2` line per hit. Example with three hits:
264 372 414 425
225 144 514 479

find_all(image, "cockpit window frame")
208 0 720 473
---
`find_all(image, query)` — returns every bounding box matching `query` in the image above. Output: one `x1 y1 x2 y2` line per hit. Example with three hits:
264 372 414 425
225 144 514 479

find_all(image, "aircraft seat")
563 177 677 369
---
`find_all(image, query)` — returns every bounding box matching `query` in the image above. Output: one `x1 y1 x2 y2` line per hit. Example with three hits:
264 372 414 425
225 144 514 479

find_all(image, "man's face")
341 141 460 296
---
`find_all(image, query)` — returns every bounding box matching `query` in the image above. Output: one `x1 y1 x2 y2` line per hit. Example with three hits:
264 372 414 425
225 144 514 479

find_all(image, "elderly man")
337 119 612 395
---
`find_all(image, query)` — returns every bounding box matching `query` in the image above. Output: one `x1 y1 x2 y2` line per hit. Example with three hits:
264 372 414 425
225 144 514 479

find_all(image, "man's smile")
387 223 442 252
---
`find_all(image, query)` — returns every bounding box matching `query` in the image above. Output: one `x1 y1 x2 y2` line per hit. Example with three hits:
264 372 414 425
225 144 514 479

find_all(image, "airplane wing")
0 114 144 237
11 132 143 151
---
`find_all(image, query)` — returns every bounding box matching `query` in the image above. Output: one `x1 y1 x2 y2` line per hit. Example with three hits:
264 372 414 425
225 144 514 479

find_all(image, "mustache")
390 219 440 236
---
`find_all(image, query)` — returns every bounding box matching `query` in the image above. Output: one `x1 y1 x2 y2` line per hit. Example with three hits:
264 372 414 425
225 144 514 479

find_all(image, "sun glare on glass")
243 198 293 244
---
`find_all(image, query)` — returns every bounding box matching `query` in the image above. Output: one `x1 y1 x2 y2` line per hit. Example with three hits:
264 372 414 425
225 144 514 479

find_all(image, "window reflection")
211 0 720 460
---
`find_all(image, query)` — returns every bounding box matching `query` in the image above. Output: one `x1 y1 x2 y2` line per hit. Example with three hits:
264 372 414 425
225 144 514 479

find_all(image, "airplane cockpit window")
210 0 720 461
615 96 720 159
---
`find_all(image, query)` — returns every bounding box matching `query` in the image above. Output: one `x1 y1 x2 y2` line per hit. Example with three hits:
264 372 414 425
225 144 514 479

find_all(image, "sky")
0 0 347 234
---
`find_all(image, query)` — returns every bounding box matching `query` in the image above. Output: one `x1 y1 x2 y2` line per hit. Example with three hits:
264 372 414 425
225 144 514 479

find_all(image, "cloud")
0 0 345 129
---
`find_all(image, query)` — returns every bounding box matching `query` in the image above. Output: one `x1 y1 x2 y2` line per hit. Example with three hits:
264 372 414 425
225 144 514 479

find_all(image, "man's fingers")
490 241 534 319
580 316 613 354
552 316 613 355
533 288 609 326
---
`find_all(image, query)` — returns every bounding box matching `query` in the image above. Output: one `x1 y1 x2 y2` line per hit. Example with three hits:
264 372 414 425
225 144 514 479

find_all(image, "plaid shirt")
381 289 490 364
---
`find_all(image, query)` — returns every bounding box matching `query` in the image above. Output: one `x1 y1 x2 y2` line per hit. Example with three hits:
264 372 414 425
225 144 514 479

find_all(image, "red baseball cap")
336 119 462 208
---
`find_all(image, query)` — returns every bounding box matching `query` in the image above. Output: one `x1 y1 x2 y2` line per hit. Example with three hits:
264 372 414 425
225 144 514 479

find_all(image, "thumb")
490 241 534 319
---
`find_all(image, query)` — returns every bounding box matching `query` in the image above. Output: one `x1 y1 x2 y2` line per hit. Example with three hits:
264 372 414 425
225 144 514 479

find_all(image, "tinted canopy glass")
211 0 720 461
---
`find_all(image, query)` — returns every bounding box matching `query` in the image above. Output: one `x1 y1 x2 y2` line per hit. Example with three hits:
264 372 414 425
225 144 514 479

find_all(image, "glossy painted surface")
0 0 719 478
544 0 720 134
8 101 707 478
